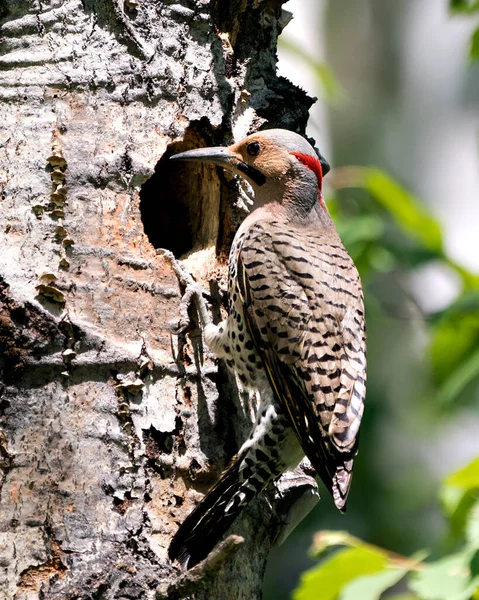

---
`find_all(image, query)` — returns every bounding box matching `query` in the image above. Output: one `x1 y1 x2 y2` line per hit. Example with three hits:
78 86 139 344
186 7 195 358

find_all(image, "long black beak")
170 146 238 167
170 147 266 186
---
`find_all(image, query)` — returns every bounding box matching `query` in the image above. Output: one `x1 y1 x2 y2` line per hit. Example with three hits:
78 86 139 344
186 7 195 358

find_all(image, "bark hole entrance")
140 123 223 258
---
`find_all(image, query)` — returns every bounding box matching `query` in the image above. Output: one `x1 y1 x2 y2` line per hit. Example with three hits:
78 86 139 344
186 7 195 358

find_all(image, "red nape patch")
290 152 326 208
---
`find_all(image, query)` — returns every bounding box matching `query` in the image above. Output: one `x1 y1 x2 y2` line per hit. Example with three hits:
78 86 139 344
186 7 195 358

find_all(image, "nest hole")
140 121 225 258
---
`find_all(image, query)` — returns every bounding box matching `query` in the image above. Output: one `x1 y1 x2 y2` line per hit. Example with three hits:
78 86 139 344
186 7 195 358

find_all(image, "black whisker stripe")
236 161 266 186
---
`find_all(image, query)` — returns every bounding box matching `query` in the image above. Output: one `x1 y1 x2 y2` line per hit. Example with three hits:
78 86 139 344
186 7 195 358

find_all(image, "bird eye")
246 141 261 157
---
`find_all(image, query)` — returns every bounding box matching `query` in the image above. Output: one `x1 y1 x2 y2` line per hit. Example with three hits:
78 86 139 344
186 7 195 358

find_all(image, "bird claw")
269 459 320 547
165 317 188 336
157 248 195 289
168 285 200 334
157 248 212 332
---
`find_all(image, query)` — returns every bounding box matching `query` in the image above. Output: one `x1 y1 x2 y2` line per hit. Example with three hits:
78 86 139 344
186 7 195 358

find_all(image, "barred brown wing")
236 221 366 510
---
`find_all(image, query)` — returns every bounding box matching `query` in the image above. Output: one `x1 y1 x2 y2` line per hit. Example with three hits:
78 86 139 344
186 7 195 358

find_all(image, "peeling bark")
0 1 314 598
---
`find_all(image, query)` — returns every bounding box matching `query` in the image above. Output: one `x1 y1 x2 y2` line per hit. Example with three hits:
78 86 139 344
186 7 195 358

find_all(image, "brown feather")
236 217 366 510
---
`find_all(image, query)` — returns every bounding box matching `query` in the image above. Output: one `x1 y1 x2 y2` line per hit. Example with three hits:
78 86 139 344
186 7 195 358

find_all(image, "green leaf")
471 548 479 577
333 166 479 286
311 530 359 556
445 457 479 491
293 547 387 600
466 501 479 547
441 458 479 539
471 28 479 61
362 169 443 253
435 346 479 406
409 549 479 600
450 0 479 12
310 530 398 559
441 485 478 541
432 292 479 322
340 566 409 600
430 294 479 389
336 215 384 247
445 260 479 289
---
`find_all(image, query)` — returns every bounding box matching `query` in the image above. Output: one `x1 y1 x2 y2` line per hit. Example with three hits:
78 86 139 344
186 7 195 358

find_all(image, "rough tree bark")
0 1 315 598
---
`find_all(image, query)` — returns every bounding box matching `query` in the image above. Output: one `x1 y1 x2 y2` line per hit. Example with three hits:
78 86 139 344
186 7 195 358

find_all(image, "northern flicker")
167 129 366 569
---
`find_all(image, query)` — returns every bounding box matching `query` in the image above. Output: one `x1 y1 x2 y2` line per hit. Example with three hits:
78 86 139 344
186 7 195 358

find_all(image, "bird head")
170 129 330 216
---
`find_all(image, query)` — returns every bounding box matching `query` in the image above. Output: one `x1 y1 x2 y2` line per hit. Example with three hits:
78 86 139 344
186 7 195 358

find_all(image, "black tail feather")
169 455 256 569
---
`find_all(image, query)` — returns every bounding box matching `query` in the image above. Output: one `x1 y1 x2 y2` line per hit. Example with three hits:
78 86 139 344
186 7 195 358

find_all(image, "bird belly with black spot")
223 296 266 391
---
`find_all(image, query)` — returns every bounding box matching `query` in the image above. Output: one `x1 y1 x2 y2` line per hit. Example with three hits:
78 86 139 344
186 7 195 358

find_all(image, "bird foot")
157 248 212 333
269 458 320 547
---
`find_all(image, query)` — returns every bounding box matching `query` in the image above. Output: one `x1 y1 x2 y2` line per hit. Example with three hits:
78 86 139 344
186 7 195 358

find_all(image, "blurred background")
264 0 479 597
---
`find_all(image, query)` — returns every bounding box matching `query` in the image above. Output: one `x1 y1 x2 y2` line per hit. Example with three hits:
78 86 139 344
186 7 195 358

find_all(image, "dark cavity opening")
140 120 225 258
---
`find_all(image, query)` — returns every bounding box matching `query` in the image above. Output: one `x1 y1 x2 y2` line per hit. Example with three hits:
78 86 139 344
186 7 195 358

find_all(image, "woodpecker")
168 129 366 569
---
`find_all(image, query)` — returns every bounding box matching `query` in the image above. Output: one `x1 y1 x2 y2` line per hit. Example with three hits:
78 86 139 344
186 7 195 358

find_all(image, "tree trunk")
0 1 314 598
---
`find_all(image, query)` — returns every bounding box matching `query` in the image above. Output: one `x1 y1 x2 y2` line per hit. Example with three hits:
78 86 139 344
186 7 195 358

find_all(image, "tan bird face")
170 129 330 210
227 134 293 182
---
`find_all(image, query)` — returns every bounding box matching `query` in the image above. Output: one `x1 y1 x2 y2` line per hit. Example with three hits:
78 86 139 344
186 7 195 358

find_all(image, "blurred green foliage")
449 0 479 60
294 457 479 600
328 166 479 409
450 0 479 12
279 36 346 105
472 28 479 59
